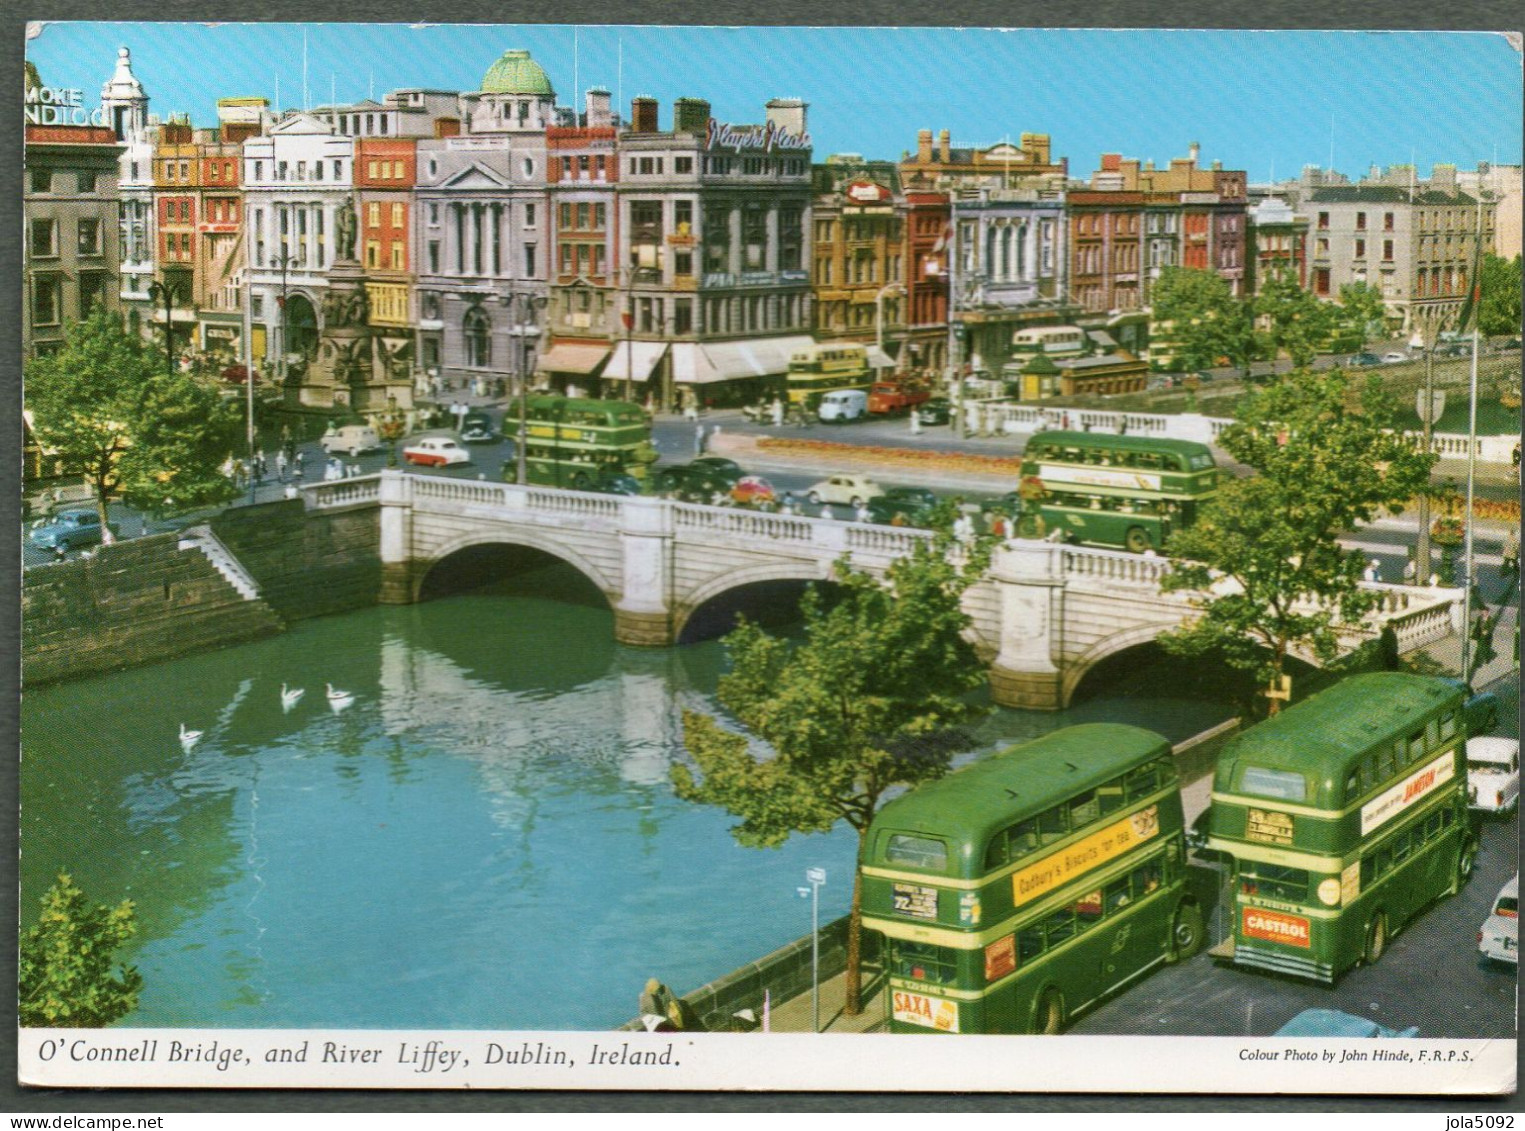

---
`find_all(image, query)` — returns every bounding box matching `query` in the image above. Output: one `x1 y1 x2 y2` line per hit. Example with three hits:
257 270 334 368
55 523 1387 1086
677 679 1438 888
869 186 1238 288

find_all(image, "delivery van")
817 389 867 423
322 425 382 457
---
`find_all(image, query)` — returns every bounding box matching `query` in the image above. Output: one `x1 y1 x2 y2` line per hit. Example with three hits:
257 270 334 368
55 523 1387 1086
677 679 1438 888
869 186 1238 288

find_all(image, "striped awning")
538 342 611 375
602 341 667 382
690 335 816 384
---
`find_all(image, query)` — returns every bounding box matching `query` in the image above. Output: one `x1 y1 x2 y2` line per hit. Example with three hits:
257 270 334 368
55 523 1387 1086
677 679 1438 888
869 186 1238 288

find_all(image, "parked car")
1273 1010 1419 1039
322 425 382 457
1381 351 1410 364
587 470 644 496
1465 736 1519 816
1349 352 1383 367
1445 679 1500 735
402 437 471 468
689 457 745 481
805 474 885 508
867 486 940 527
1478 875 1518 966
915 399 954 426
459 411 498 443
28 507 114 555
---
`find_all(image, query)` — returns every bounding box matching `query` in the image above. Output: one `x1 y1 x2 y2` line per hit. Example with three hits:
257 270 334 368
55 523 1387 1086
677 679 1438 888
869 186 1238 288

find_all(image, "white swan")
179 722 203 750
326 682 355 712
280 683 305 712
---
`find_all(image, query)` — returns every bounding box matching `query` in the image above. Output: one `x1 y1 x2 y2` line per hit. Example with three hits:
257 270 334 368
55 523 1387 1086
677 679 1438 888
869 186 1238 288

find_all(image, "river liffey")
21 576 1231 1030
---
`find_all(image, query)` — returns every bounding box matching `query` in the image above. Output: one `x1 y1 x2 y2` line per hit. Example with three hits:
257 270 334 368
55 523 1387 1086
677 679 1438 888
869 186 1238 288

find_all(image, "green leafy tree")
1161 370 1435 714
1477 254 1523 339
25 307 242 532
1150 267 1258 376
1336 282 1390 351
672 526 990 1015
1257 273 1336 369
19 872 143 1027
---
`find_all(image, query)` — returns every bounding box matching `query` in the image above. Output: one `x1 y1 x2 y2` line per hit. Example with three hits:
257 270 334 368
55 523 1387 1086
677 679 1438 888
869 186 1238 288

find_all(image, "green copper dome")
481 49 553 96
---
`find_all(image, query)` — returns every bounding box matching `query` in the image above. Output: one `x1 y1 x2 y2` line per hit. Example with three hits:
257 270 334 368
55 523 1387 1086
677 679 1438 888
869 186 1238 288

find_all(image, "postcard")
15 19 1520 1096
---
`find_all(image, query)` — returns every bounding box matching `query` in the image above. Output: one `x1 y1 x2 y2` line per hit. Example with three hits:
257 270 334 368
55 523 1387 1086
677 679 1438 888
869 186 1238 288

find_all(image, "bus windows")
1439 711 1458 741
885 833 949 872
1407 731 1427 762
892 940 958 985
1238 764 1307 802
1097 783 1126 816
1074 890 1105 924
1017 925 1045 964
1124 762 1160 801
1241 863 1308 902
1070 790 1100 829
1104 876 1132 912
1038 807 1069 845
1043 906 1078 947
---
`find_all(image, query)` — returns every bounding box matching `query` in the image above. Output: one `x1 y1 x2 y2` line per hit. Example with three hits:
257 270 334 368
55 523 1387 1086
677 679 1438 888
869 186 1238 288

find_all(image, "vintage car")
402 437 472 468
1465 736 1520 816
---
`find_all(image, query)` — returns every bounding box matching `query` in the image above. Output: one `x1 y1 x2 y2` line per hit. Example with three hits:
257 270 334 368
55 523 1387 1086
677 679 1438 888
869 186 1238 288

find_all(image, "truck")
866 379 932 416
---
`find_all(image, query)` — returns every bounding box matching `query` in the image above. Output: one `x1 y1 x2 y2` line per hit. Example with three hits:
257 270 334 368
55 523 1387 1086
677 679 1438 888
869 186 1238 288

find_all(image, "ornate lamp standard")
146 270 189 377
377 396 407 468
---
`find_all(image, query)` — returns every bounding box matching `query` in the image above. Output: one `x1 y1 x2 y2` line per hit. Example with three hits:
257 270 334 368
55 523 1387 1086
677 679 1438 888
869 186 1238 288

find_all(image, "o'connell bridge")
305 471 1461 711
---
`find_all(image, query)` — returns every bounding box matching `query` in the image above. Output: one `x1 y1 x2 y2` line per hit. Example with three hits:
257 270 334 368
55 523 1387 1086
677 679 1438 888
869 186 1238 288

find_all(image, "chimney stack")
938 129 950 163
764 97 808 138
674 97 710 135
1188 141 1200 166
586 87 612 128
630 96 659 133
917 129 933 163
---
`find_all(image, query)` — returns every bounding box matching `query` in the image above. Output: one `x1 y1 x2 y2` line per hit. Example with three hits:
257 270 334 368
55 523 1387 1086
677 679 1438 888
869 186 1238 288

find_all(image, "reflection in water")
21 578 1233 1030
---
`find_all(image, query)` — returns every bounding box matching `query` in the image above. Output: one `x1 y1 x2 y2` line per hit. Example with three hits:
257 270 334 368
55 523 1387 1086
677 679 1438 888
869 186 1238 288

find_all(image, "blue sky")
26 23 1523 180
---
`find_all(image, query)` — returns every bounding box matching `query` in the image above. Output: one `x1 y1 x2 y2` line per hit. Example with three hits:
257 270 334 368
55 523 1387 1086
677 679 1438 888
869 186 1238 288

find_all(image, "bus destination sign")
892 882 939 921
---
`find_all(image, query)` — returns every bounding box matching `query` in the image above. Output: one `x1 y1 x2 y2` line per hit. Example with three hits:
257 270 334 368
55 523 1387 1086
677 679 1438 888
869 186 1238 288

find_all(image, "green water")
20 584 1232 1030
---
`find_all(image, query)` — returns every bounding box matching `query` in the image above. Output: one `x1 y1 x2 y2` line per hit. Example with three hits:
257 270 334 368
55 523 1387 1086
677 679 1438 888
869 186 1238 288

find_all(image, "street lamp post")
508 292 547 486
147 273 187 377
1414 312 1444 584
272 249 295 385
797 867 826 1034
875 281 905 367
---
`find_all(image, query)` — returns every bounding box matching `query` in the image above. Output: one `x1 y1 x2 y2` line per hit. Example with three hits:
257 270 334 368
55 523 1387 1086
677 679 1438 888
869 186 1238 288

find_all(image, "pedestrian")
1502 528 1519 576
283 483 299 500
694 422 706 456
779 491 796 516
275 449 288 481
989 512 1009 539
1403 557 1418 584
683 400 698 424
854 501 871 523
771 397 785 427
1363 559 1380 583
953 510 975 545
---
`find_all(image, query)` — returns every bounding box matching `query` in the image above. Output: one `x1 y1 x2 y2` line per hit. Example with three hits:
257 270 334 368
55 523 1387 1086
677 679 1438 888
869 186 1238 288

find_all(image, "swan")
326 683 355 711
280 683 305 712
179 722 203 750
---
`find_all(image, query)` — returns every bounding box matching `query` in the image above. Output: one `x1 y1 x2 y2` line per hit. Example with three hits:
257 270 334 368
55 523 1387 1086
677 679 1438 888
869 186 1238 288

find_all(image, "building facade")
23 123 123 358
1246 196 1309 294
809 155 904 365
99 47 157 333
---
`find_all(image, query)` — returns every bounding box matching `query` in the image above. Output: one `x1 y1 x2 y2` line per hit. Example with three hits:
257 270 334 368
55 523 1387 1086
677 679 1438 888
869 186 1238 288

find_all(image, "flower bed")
756 436 1026 476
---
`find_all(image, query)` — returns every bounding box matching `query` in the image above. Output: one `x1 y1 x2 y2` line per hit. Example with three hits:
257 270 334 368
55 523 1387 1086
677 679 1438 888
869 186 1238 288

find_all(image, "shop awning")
602 341 667 382
538 342 611 375
865 344 896 369
692 335 816 384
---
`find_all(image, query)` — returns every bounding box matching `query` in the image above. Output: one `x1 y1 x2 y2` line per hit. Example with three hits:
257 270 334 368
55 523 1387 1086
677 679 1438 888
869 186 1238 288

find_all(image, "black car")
1349 352 1383 367
689 457 745 479
867 486 941 527
915 399 953 426
652 462 741 502
459 410 498 443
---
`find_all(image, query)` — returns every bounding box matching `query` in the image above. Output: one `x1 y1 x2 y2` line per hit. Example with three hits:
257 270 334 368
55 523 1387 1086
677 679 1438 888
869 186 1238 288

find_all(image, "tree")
25 307 243 533
1150 267 1258 376
19 872 143 1027
1160 370 1435 714
1336 282 1390 351
672 525 990 1016
1477 254 1523 339
1258 273 1336 369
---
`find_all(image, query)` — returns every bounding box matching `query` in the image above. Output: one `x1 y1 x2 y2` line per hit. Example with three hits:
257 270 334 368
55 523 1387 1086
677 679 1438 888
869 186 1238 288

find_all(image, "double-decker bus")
1011 325 1090 357
860 724 1203 1035
786 342 873 408
511 395 655 489
1206 673 1475 984
1018 431 1218 553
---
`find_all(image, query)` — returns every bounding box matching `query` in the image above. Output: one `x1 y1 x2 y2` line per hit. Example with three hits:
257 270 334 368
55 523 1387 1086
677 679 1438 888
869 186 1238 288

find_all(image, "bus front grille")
1233 943 1335 983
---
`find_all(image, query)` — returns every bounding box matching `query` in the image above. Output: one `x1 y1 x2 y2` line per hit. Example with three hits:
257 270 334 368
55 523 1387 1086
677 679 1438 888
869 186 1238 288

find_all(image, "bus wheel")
570 472 591 490
1170 902 1205 961
1036 989 1065 1035
1125 526 1152 554
1364 914 1388 965
1457 840 1477 886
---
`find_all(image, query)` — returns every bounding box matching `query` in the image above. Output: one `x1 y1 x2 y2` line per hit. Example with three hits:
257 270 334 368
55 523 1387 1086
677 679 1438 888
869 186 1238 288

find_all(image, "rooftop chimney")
764 97 808 138
938 129 950 163
917 129 933 163
630 96 659 134
586 87 612 129
674 97 710 135
1101 153 1121 172
1188 141 1200 166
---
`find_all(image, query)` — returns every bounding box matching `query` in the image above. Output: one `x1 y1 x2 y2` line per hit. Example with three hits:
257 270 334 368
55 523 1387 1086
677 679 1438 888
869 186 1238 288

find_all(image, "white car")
804 474 885 508
1478 875 1518 966
1465 736 1519 816
1381 351 1410 364
402 437 471 468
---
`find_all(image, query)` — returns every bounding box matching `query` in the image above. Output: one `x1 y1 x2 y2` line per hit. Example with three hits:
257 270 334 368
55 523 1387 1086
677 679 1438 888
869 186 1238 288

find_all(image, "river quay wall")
22 499 380 687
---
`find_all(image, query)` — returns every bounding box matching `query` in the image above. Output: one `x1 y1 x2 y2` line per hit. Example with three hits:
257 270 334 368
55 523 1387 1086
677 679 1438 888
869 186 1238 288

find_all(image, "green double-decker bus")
1206 673 1475 984
509 395 655 489
1018 431 1218 553
860 724 1203 1035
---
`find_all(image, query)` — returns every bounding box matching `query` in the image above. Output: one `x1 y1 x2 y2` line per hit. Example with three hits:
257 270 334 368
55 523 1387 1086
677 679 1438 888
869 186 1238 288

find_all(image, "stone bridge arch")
674 560 841 642
414 528 620 607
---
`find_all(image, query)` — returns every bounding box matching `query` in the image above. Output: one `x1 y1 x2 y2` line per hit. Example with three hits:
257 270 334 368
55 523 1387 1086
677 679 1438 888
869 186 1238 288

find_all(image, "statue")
322 288 349 326
335 197 358 261
347 287 370 327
